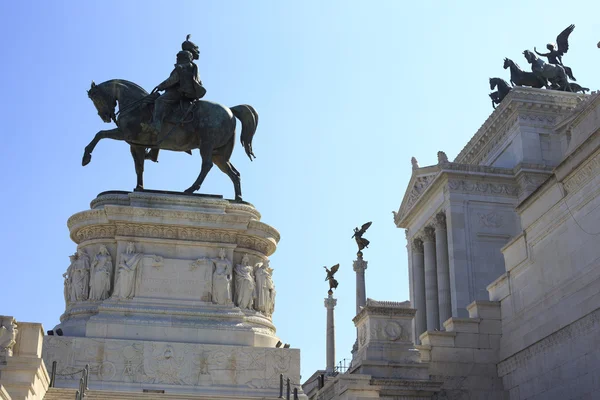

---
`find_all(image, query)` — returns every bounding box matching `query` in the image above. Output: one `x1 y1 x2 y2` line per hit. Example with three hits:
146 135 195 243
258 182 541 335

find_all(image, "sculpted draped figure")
234 254 255 309
112 243 143 299
89 245 113 301
210 248 233 305
69 249 90 301
63 255 75 305
0 317 17 357
254 259 276 315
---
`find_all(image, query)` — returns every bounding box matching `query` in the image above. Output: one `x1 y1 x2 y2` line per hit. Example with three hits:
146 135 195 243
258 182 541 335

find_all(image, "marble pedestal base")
43 336 300 398
47 191 303 397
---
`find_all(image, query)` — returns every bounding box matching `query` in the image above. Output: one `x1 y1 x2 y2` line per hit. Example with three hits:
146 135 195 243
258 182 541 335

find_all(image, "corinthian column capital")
434 212 447 230
411 237 424 253
422 226 435 242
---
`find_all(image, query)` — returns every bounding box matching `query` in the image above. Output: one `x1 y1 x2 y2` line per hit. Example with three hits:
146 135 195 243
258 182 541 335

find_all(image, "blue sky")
1 1 598 380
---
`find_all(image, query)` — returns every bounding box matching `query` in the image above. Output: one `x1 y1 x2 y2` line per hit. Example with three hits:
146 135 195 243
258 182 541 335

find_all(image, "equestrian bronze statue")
83 36 257 201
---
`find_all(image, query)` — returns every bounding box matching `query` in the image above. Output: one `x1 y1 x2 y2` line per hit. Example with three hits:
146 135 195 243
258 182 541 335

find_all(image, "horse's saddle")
141 93 197 130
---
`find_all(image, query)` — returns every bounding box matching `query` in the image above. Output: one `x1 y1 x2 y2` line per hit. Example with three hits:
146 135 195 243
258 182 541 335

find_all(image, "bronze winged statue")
324 264 340 294
352 222 372 253
534 24 576 81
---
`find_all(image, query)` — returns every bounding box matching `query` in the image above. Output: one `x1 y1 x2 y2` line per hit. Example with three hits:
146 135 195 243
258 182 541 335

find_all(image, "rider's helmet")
182 34 200 60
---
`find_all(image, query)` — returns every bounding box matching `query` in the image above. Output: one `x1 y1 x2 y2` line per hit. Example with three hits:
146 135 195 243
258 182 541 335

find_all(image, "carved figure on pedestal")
234 254 255 309
0 317 17 357
112 243 143 299
210 248 232 305
324 264 340 295
89 245 113 301
71 249 90 301
63 255 76 305
254 259 276 315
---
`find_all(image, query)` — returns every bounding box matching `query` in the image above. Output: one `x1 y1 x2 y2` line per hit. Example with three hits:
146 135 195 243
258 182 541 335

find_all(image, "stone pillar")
411 238 426 343
353 254 368 315
324 295 337 373
423 226 440 331
435 213 452 328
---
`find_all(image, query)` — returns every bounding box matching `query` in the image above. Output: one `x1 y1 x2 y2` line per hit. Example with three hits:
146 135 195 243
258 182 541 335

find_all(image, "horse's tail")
231 105 258 161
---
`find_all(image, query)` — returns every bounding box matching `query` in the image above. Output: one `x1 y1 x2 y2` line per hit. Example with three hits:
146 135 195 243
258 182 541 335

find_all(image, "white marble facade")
393 87 600 399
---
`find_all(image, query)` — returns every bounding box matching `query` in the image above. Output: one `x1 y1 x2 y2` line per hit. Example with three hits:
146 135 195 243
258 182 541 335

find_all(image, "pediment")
394 167 440 227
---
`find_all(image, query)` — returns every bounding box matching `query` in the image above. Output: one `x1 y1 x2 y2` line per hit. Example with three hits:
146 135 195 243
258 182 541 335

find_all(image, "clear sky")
1 0 598 381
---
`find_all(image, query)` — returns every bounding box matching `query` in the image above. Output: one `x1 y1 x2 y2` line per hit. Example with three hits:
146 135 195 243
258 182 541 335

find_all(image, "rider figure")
144 35 205 141
535 43 563 66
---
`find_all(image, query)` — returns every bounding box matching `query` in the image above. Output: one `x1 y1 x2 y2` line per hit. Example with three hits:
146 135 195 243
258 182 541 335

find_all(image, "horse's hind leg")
213 152 242 201
184 143 214 194
130 145 146 190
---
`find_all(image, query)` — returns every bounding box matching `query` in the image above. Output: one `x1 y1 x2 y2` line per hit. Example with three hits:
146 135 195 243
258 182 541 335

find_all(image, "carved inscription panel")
136 257 212 302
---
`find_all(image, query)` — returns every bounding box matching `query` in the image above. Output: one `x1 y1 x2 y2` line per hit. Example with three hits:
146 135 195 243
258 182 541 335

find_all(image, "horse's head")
503 58 512 70
523 50 536 64
489 78 497 90
87 81 116 123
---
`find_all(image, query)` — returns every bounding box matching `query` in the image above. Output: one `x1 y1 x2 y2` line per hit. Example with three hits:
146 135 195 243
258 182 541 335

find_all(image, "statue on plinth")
0 317 17 357
112 243 143 300
210 249 233 305
71 249 90 301
84 34 258 200
254 259 276 315
234 254 255 309
324 264 340 295
89 245 113 301
352 221 372 254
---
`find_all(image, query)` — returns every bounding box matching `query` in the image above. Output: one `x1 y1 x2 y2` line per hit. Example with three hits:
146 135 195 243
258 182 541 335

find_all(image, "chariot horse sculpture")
84 79 258 201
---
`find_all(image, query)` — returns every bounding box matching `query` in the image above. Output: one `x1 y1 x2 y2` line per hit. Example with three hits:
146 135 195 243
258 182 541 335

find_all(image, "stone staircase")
43 387 284 399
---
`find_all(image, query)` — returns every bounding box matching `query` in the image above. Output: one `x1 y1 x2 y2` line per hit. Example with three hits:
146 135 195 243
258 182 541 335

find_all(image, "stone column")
324 295 337 373
353 254 368 315
435 213 452 328
411 238 426 343
423 226 440 331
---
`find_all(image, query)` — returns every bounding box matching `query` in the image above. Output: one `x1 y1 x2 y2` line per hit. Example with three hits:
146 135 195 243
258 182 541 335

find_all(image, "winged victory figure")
324 264 340 294
535 24 577 81
352 221 372 253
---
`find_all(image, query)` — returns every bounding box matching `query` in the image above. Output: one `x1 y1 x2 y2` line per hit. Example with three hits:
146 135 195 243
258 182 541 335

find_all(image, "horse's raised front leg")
184 143 214 194
130 145 146 190
82 128 124 166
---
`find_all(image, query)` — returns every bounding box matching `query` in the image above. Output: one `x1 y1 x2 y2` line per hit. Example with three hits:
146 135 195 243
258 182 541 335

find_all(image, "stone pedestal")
43 191 303 398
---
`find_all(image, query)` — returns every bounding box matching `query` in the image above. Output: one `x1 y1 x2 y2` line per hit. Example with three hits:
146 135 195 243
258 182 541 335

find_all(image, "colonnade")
410 212 451 342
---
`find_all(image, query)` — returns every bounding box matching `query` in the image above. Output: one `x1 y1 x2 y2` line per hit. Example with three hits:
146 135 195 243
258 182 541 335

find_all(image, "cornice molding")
454 88 584 165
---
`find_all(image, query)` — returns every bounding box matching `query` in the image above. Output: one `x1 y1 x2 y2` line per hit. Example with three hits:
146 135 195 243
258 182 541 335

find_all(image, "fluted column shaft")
324 295 337 373
412 238 426 343
423 227 440 331
435 213 452 328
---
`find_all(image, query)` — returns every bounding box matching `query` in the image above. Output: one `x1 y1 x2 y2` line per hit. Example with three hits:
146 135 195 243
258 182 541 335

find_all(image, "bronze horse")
85 79 258 201
503 58 546 88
